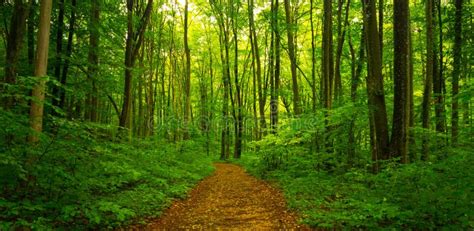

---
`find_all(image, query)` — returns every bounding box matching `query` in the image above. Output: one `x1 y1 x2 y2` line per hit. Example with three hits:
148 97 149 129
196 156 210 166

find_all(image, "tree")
391 0 410 163
270 0 281 132
88 0 99 122
183 0 191 139
248 0 266 138
334 0 350 101
231 0 243 158
451 0 463 145
362 0 389 171
422 0 434 160
28 0 53 143
284 0 301 115
2 0 31 109
120 0 154 130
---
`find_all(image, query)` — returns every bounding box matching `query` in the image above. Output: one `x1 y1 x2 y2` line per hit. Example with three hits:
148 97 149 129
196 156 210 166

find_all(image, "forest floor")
137 163 309 230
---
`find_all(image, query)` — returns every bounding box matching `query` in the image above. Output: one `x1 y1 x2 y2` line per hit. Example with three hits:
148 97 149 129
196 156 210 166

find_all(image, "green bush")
236 115 474 229
0 119 214 230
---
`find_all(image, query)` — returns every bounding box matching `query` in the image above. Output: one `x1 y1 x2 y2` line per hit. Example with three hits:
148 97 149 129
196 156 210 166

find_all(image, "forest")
0 0 473 229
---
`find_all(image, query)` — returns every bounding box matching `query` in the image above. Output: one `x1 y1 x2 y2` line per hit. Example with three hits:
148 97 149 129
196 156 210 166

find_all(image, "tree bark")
183 0 191 139
120 0 154 130
52 0 65 112
270 0 280 132
28 0 53 143
284 0 301 115
391 0 410 163
88 0 99 122
322 0 333 111
2 0 30 109
451 0 463 145
363 0 389 166
310 0 317 112
422 0 434 160
334 0 350 102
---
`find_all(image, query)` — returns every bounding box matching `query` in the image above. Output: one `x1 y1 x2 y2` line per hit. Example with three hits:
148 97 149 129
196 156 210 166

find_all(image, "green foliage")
237 115 474 229
0 118 214 229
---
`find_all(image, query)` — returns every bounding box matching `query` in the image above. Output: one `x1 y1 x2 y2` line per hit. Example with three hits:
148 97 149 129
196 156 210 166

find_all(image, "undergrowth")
0 115 214 230
235 115 474 230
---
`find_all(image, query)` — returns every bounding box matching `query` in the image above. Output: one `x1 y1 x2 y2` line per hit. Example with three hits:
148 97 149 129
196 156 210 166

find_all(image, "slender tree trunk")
378 0 383 62
422 0 434 160
2 0 30 109
58 0 76 113
310 0 317 112
284 0 301 115
183 0 191 139
270 0 280 132
451 0 463 145
248 0 266 139
232 0 243 158
28 0 53 143
334 0 350 102
27 1 35 68
52 0 65 112
88 0 99 122
120 0 153 131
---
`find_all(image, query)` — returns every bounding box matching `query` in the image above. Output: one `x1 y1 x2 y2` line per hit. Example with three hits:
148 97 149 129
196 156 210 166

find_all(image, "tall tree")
2 0 31 109
334 0 350 101
120 0 154 130
52 0 65 113
270 0 281 132
183 0 191 139
284 0 301 115
322 0 333 111
248 0 266 138
231 0 243 158
28 0 53 143
309 0 317 112
88 0 99 122
422 0 434 160
362 0 389 171
451 0 463 145
391 0 410 163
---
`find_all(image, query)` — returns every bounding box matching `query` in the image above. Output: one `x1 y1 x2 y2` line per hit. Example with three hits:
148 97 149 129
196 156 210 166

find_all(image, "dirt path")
143 163 309 230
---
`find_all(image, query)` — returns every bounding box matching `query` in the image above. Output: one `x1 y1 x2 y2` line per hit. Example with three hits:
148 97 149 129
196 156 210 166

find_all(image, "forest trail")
142 163 309 230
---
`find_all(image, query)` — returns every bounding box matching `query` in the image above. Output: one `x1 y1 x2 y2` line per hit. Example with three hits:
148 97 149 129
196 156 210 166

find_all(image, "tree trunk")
334 0 350 102
183 0 191 139
451 0 463 145
422 0 434 160
120 0 154 131
2 0 30 109
231 0 243 158
28 0 53 143
52 0 65 112
270 0 280 132
363 0 389 166
88 0 99 122
248 0 266 139
284 0 301 115
310 0 317 112
59 0 76 113
322 0 333 111
391 0 410 163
